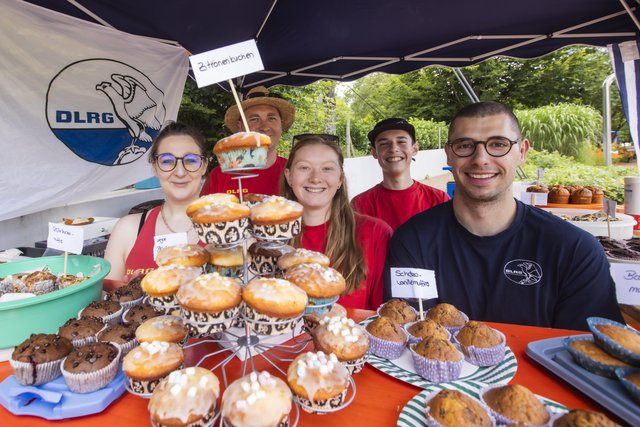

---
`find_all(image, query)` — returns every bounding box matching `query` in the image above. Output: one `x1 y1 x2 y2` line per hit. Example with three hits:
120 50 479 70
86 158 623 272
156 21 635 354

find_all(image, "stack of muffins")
526 184 605 205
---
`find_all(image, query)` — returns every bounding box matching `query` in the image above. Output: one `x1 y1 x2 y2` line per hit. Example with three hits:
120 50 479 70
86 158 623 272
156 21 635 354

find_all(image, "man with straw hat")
201 86 296 196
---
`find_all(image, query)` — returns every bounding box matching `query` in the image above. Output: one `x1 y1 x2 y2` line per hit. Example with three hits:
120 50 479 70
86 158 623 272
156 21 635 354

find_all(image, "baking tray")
526 335 640 425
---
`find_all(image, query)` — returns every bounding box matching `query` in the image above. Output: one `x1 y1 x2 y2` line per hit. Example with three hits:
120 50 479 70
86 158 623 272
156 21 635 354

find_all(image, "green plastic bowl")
0 255 110 348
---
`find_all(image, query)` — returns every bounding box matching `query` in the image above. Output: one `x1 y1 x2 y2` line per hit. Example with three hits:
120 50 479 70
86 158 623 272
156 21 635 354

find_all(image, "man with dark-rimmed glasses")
384 101 622 331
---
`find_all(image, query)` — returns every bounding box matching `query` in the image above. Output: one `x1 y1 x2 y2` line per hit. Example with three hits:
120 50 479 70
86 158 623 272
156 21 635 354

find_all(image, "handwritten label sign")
610 263 640 305
190 39 264 88
390 268 438 299
520 192 548 206
153 233 188 260
47 222 84 254
604 198 617 219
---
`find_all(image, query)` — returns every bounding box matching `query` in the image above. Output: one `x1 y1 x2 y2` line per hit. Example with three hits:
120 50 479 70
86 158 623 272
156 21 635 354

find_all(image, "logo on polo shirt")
503 259 542 285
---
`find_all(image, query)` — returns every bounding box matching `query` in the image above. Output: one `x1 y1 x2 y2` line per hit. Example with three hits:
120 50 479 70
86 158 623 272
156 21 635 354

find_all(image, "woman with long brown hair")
282 134 392 309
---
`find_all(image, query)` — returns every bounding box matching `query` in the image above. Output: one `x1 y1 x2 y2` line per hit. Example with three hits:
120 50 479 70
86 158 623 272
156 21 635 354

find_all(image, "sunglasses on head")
292 133 339 145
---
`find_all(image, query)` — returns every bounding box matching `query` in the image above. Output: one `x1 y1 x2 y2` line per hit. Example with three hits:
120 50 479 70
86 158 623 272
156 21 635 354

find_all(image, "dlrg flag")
0 0 189 221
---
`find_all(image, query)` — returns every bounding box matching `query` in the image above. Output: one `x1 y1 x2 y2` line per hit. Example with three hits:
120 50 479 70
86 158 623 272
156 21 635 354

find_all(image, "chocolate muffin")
10 333 73 385
552 409 619 427
122 301 162 325
426 389 493 427
58 317 105 347
62 342 121 393
80 300 123 325
105 284 144 307
98 323 138 356
378 299 417 324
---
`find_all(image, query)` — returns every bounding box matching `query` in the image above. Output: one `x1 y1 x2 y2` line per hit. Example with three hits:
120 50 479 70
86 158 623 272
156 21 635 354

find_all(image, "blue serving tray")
526 335 640 426
0 367 125 420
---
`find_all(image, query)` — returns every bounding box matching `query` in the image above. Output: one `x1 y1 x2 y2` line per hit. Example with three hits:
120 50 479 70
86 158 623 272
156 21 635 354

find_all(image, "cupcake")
565 336 632 378
123 301 162 325
313 316 369 374
454 321 506 366
287 351 350 413
104 283 144 310
79 300 123 325
552 409 619 426
149 367 220 427
404 319 450 345
10 333 73 385
276 248 331 271
122 341 184 396
285 263 345 315
98 323 139 356
586 186 605 205
303 303 347 333
155 243 209 269
378 299 418 325
61 342 121 393
570 187 593 204
141 265 201 313
426 389 494 427
365 316 407 360
547 185 570 204
588 317 640 365
188 198 251 246
409 337 464 382
58 316 105 348
22 269 58 295
426 303 468 334
242 193 270 207
249 242 295 277
526 185 548 193
222 371 292 427
213 131 271 172
57 274 87 289
250 196 303 240
481 383 551 426
176 273 242 336
186 193 240 217
206 244 250 279
135 315 188 345
242 277 308 336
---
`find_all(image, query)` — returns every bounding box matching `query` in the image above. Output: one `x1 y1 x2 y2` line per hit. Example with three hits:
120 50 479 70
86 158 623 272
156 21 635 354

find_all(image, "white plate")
360 316 518 389
542 208 636 239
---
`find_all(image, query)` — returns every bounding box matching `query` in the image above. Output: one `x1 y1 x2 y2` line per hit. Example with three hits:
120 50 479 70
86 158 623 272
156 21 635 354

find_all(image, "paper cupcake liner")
248 255 282 276
564 335 626 378
125 364 185 398
403 321 451 345
242 305 301 336
366 332 406 360
27 279 57 295
70 334 98 349
295 385 348 414
615 367 640 405
146 295 181 316
79 306 124 326
7 277 27 293
587 316 640 365
409 345 464 382
424 389 495 427
104 294 145 311
181 306 240 337
304 296 339 316
453 329 506 367
479 383 551 426
9 358 63 386
193 218 251 246
0 277 13 295
252 218 302 240
61 344 121 393
152 407 218 427
222 414 288 427
218 146 268 172
342 353 368 375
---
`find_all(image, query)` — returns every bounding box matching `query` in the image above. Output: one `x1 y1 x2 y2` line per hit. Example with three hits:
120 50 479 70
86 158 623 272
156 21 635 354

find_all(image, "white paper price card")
521 192 548 206
153 233 188 260
610 263 640 305
390 268 438 299
190 39 264 88
47 222 84 254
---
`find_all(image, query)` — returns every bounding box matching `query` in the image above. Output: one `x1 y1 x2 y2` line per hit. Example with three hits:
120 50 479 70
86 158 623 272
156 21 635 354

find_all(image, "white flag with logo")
0 0 189 221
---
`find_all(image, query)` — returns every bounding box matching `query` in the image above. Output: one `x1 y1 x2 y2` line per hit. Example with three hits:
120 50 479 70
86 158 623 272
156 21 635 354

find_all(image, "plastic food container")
542 208 637 239
0 256 110 348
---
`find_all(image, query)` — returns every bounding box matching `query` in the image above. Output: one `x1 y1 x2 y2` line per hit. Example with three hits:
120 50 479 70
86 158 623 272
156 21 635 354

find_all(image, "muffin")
141 265 201 313
313 316 369 373
149 367 220 427
482 383 550 425
135 315 188 345
426 303 468 333
565 336 632 378
189 199 251 246
206 244 250 279
186 193 240 217
285 263 346 315
10 333 73 385
97 323 138 356
548 185 570 204
22 269 58 295
242 193 270 207
588 317 640 364
61 342 121 393
404 318 450 345
57 274 87 289
155 243 209 269
365 316 407 360
79 300 123 325
378 299 418 325
222 371 292 427
249 242 295 277
615 367 640 405
213 131 271 172
552 409 619 427
242 277 308 335
276 248 331 271
250 196 303 240
122 341 184 396
303 303 347 333
104 282 144 310
526 185 548 193
426 389 493 427
177 273 243 336
123 301 162 325
454 320 506 366
570 187 593 204
58 316 105 347
587 186 604 205
287 351 350 413
410 337 463 382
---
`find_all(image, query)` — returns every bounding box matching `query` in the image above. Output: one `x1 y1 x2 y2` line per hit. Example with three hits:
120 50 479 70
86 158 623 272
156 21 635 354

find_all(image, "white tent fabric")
0 0 189 221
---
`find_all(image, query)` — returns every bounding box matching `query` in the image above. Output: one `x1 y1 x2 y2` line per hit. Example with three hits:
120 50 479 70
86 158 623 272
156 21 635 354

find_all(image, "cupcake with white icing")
312 316 369 374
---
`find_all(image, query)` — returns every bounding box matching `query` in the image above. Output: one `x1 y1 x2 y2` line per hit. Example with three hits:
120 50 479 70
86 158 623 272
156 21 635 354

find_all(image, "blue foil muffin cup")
453 329 506 367
304 296 339 316
615 367 640 405
564 335 630 378
587 317 640 365
409 345 463 382
366 331 406 360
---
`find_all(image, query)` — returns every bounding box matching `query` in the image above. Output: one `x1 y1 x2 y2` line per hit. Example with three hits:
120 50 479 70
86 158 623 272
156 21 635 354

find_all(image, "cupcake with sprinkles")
312 316 369 374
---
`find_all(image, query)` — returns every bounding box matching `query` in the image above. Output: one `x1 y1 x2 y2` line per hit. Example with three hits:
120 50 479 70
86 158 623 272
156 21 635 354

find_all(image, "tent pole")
602 73 617 166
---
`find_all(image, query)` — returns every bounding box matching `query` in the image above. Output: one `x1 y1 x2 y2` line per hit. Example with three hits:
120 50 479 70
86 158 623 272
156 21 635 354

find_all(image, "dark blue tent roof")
26 0 640 89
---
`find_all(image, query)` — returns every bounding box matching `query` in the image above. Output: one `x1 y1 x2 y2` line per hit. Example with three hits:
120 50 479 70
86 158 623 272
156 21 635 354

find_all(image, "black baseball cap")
367 118 416 145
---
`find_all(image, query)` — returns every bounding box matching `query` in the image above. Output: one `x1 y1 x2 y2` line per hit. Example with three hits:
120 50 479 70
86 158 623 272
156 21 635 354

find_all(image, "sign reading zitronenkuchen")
47 222 84 254
610 263 640 305
189 40 264 88
390 268 439 299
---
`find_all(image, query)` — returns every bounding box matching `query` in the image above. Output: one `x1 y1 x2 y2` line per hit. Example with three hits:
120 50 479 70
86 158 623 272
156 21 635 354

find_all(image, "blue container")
443 167 455 199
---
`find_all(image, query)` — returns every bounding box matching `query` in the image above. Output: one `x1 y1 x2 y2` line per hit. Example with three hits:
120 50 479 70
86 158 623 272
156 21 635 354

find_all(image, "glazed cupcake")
141 265 201 313
122 341 184 396
276 248 330 271
365 316 407 360
565 335 632 378
552 409 619 426
186 193 240 217
135 315 188 345
222 371 292 427
123 301 162 325
155 243 209 269
410 336 464 382
453 321 506 366
378 299 418 325
242 277 308 336
426 303 468 334
10 333 73 385
206 244 250 279
98 323 139 356
250 196 303 240
313 316 369 374
249 241 295 277
177 273 242 336
213 131 271 171
188 200 251 245
303 303 347 333
287 351 350 413
79 300 123 325
61 342 121 394
481 383 551 426
149 367 220 427
242 193 270 207
588 317 640 365
425 389 494 427
58 316 105 348
404 318 450 345
104 283 144 310
285 263 346 315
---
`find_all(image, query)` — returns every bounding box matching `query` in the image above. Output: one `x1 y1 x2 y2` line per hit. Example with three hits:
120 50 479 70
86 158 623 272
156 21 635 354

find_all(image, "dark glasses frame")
152 153 207 172
292 133 339 145
446 136 520 158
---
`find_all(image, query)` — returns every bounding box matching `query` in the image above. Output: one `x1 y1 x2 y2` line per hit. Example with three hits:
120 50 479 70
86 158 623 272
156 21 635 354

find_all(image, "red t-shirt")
124 206 161 280
351 180 449 230
201 156 287 197
300 214 392 310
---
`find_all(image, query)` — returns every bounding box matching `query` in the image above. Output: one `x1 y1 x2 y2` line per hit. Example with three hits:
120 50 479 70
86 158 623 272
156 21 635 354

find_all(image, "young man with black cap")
351 118 449 230
201 86 295 196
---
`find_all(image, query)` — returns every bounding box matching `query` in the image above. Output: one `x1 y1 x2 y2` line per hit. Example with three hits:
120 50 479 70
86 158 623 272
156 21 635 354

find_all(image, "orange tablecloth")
0 309 617 426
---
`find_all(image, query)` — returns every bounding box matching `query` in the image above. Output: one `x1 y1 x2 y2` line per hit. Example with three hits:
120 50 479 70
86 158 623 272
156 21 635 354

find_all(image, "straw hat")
223 86 295 132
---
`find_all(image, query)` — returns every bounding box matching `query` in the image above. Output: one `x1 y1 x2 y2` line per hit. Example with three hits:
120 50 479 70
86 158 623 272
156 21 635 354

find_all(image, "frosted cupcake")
313 316 369 374
285 263 345 315
250 196 303 241
188 200 251 245
141 265 201 314
122 341 184 396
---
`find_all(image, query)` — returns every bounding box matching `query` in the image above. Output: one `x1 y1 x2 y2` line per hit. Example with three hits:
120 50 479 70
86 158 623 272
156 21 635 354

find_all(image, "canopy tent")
24 0 640 89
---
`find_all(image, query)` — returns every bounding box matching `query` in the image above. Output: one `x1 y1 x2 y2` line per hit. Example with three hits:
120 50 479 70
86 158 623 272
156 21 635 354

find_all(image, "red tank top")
124 206 161 280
